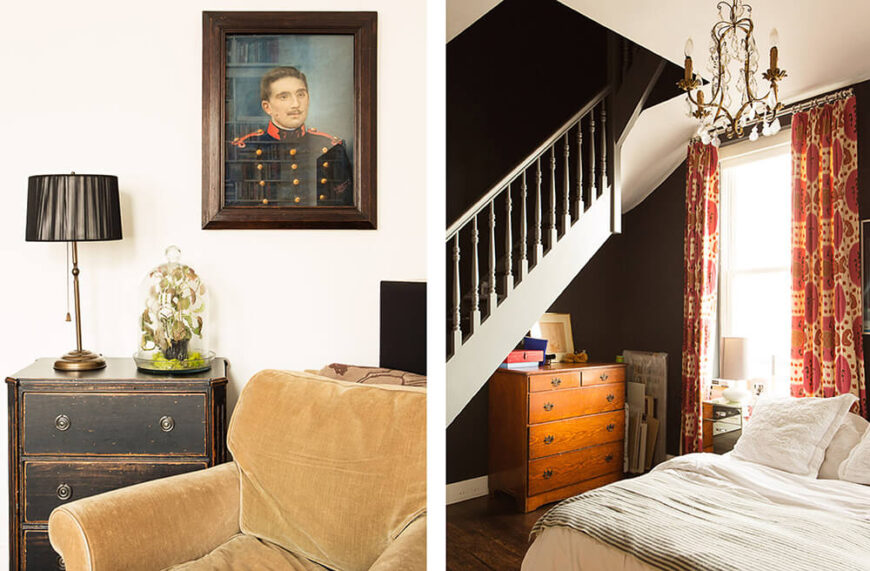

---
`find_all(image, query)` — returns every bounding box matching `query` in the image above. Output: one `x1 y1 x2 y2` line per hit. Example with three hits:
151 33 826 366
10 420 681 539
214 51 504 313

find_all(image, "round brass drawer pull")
542 469 553 479
58 555 66 570
159 416 175 432
543 402 554 411
56 483 72 501
606 423 615 432
600 372 609 381
544 435 554 445
54 415 71 431
606 394 615 403
605 454 614 463
551 377 561 387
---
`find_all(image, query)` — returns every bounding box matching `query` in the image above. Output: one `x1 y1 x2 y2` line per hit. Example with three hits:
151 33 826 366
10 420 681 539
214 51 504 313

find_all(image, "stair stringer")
446 191 614 425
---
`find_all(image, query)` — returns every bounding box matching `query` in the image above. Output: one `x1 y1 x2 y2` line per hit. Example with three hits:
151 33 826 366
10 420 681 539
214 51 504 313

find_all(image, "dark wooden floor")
446 493 551 570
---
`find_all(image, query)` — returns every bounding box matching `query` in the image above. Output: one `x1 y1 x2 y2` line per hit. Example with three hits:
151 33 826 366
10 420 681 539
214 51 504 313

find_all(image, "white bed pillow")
731 393 858 477
818 413 870 479
838 423 870 484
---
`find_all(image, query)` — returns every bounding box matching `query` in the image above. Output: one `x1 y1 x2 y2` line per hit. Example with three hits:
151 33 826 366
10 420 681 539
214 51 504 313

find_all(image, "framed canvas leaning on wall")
202 11 377 229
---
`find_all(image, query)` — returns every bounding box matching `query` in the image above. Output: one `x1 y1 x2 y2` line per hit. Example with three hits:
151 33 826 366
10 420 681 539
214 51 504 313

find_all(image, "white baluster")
549 147 558 245
519 171 529 280
503 186 514 296
488 201 498 311
452 233 462 351
534 158 544 263
470 215 481 333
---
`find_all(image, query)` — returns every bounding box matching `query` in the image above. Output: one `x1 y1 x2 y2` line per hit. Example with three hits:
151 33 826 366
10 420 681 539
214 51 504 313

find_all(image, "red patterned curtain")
790 96 866 416
681 141 720 453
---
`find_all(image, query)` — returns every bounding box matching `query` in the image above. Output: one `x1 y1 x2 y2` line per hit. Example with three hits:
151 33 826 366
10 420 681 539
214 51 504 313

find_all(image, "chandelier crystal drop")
679 0 787 143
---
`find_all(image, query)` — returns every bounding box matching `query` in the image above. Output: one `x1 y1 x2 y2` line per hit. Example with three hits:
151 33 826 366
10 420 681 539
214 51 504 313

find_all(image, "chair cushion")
315 363 427 387
228 370 426 571
164 534 327 570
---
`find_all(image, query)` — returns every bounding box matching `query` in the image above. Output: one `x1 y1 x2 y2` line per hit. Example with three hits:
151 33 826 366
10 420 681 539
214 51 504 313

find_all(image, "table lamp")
26 173 122 370
720 336 750 403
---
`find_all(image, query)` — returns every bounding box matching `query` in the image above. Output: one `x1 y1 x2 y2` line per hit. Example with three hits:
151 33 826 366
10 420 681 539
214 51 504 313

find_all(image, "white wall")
0 0 427 561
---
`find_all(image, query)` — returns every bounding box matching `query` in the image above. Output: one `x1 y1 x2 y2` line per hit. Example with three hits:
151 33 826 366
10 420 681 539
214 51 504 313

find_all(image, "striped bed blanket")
529 454 870 571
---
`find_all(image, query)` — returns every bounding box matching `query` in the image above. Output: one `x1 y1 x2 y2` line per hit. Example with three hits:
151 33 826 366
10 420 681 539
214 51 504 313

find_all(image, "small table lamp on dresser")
25 173 123 371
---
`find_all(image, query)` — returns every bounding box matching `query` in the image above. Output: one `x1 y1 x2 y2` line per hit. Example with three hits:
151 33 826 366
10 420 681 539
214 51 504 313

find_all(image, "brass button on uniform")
293 179 300 185
321 146 328 153
323 162 329 168
258 180 265 187
255 149 263 156
294 196 301 203
291 163 298 170
319 194 326 200
262 198 269 205
289 148 297 156
256 163 263 170
320 178 327 184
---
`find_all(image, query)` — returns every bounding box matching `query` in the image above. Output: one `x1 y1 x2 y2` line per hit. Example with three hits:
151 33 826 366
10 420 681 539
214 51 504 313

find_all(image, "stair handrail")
446 86 611 240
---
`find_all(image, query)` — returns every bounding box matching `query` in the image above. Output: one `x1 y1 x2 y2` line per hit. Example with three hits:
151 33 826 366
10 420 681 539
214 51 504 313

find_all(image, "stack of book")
499 349 544 369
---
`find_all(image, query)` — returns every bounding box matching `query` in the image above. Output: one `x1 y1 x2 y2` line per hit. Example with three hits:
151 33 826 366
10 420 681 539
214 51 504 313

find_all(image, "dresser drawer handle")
606 423 615 432
159 416 175 432
600 372 609 381
54 414 71 431
543 469 553 479
544 435 554 445
58 555 66 570
551 377 562 387
543 402 554 411
606 394 615 403
605 454 614 463
56 483 72 501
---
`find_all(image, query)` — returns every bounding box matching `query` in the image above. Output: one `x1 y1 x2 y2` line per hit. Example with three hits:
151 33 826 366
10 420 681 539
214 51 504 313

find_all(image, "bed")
522 395 870 571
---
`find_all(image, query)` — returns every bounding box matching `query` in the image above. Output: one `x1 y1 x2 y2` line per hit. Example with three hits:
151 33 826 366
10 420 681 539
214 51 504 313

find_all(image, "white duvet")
523 453 870 571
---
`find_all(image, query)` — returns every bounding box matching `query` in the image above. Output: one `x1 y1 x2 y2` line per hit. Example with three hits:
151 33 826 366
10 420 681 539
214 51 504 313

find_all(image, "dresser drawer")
528 440 623 496
529 410 625 459
581 366 625 386
23 530 64 571
528 383 625 424
529 371 580 392
23 393 207 456
23 460 208 523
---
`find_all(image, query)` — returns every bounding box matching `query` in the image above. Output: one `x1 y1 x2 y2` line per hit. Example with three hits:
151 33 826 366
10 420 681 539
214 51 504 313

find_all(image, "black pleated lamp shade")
26 174 122 241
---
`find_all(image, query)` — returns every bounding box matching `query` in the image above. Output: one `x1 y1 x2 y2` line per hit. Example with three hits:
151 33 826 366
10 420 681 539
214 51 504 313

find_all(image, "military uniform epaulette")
307 127 344 147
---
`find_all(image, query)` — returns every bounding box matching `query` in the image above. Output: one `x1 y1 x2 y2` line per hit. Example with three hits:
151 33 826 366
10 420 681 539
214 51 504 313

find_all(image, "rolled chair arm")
49 462 240 571
368 515 426 570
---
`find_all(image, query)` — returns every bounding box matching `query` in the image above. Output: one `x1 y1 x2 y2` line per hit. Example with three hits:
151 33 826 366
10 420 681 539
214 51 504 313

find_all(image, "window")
719 134 791 395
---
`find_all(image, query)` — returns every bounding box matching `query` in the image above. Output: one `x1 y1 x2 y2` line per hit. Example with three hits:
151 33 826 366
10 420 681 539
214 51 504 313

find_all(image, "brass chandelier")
679 0 787 146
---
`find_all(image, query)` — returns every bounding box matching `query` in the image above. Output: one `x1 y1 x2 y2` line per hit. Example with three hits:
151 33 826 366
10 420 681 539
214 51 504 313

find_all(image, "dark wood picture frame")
202 11 377 229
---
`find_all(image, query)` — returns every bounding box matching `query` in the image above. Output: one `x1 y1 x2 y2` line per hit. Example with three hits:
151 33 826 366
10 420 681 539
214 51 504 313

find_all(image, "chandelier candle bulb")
685 37 694 57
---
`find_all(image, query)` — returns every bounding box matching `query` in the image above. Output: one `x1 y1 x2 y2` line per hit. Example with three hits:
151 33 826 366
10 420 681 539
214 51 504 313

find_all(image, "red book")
503 350 544 363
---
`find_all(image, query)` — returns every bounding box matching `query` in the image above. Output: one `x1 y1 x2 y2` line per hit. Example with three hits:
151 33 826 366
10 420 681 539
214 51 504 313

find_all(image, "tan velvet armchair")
48 370 427 570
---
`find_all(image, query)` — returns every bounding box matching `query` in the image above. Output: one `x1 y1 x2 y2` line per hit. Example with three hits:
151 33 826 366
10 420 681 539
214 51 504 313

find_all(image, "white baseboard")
446 475 489 505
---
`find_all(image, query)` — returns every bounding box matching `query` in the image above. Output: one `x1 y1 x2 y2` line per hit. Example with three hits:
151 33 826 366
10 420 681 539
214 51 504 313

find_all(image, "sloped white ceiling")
449 0 870 212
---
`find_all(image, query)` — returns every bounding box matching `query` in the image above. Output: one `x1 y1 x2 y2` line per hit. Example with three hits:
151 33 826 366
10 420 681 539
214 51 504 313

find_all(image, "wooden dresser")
6 358 229 571
488 362 626 512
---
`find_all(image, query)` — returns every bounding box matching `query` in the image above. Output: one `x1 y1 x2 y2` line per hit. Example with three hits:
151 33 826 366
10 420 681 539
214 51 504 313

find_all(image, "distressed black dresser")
6 358 228 570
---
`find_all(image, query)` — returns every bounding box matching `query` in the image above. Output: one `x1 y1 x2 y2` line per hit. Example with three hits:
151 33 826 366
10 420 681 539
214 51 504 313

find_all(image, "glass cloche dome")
134 245 214 373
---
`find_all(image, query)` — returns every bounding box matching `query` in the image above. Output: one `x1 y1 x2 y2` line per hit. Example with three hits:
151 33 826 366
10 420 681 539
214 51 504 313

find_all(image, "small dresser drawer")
581 366 625 386
23 392 207 456
23 531 64 571
529 371 580 392
528 440 623 496
529 383 625 424
24 460 208 523
529 410 625 459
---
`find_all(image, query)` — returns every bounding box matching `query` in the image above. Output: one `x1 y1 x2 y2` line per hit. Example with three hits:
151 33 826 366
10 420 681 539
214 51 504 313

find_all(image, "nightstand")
702 400 746 454
6 358 229 571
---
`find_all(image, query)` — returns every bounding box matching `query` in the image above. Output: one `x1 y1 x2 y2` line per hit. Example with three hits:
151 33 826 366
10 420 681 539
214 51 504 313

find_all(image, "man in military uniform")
227 66 353 206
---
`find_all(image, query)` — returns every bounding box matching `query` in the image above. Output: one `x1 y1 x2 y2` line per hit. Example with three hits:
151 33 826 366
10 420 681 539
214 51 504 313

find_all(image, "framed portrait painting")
202 11 377 229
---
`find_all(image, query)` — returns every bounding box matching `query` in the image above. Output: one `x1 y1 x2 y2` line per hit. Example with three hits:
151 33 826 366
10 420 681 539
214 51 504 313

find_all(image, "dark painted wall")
446 0 607 225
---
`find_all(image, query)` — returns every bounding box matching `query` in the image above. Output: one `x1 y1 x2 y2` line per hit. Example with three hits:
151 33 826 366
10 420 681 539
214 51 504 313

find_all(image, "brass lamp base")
54 350 106 371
